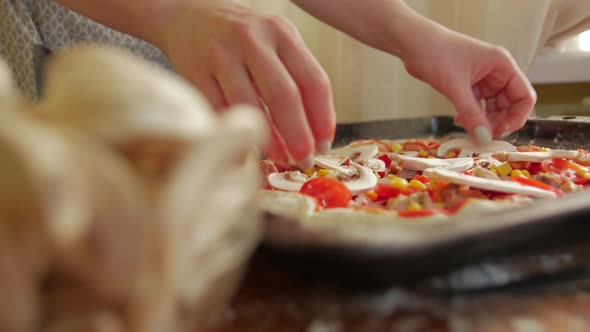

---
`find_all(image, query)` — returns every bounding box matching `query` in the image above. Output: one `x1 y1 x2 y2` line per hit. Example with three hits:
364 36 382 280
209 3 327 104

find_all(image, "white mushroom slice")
402 151 420 157
395 154 474 172
364 158 387 172
267 162 377 195
268 171 309 192
329 144 379 162
503 150 579 163
314 155 346 170
437 138 516 158
345 162 378 195
423 168 557 198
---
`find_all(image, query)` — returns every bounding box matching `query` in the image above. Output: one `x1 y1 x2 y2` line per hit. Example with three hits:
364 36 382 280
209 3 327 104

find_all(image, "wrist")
382 2 450 64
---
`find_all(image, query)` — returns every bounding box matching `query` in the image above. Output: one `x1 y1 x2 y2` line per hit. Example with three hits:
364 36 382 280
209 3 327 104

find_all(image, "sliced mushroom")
314 155 346 170
423 168 557 198
268 162 377 195
327 144 379 162
394 154 474 172
501 150 579 163
437 138 516 158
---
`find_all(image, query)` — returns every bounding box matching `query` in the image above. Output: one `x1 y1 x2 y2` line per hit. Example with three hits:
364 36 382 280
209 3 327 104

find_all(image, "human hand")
401 21 537 143
156 0 335 168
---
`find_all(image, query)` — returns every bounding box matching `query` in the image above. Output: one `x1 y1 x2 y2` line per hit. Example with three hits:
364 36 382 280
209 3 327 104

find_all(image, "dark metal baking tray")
260 116 590 287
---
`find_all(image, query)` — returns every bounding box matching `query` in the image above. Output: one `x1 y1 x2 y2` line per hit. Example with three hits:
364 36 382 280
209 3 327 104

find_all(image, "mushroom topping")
394 154 474 172
472 166 500 180
499 150 579 163
327 144 379 162
363 158 387 172
423 168 557 198
268 162 377 195
336 166 359 181
437 138 517 158
314 155 346 170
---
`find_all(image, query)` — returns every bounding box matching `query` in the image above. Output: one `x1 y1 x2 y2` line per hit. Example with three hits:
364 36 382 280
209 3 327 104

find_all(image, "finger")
192 75 227 110
494 74 537 135
214 56 291 162
449 82 492 145
247 49 315 168
277 30 336 154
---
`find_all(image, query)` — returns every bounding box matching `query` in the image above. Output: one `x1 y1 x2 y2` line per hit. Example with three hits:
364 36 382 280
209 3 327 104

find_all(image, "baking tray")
260 116 590 287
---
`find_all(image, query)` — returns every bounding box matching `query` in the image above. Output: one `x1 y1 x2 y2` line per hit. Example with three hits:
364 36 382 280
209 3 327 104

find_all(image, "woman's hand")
157 0 336 168
400 20 537 143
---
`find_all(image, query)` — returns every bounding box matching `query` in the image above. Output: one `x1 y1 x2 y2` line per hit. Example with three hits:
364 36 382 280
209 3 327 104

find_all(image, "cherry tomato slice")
374 184 410 200
300 178 352 209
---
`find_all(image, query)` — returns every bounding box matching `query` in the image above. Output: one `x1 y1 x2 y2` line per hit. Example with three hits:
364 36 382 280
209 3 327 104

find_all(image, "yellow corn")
496 162 513 177
427 155 435 159
418 149 429 158
387 174 397 179
446 151 457 158
489 165 499 175
317 169 329 177
304 169 315 177
510 169 524 178
521 169 531 178
407 202 422 211
540 147 550 152
366 191 378 200
391 143 403 153
576 167 590 179
409 179 427 190
390 177 409 190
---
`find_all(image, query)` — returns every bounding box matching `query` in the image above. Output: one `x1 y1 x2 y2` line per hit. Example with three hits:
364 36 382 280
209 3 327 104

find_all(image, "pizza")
257 137 590 239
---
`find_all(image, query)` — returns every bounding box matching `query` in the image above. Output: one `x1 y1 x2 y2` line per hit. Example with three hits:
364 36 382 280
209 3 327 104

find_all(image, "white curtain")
239 0 590 123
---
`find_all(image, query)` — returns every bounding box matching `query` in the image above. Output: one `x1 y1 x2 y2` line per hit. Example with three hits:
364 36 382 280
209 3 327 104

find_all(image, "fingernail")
500 131 512 139
297 154 315 170
473 126 492 145
317 140 332 155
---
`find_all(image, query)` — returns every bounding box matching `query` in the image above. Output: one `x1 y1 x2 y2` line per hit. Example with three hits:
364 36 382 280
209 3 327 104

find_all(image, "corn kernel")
427 155 435 159
387 174 397 179
521 169 531 178
365 191 378 200
317 169 329 177
304 169 315 177
540 147 550 152
409 179 427 190
407 202 422 211
576 167 590 178
390 177 409 190
446 151 457 158
496 162 513 177
489 165 498 175
391 143 403 153
418 149 429 158
510 169 524 177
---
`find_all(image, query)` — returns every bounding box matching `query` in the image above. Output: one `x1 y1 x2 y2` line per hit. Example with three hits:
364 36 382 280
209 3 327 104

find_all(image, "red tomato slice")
510 175 564 196
414 174 430 183
378 154 392 168
300 178 352 209
527 162 543 175
374 184 410 200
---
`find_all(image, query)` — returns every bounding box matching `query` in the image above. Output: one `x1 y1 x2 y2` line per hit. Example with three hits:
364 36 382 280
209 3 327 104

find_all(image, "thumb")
448 85 492 145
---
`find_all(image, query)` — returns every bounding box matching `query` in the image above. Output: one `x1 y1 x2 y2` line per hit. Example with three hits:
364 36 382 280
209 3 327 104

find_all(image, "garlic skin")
36 45 217 144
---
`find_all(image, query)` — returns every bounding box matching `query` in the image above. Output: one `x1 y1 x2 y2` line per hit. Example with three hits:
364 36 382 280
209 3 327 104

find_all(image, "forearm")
53 0 181 46
290 0 447 61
